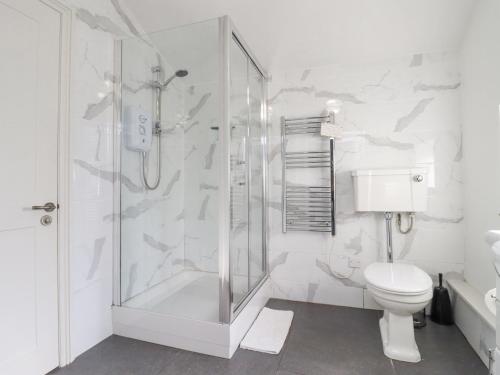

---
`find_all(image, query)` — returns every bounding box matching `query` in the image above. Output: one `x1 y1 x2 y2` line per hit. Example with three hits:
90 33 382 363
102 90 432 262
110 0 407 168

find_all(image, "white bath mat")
240 307 294 354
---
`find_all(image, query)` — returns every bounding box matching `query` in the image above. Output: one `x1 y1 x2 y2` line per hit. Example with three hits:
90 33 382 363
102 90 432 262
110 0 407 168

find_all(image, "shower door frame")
112 39 122 308
112 16 269 325
219 16 270 324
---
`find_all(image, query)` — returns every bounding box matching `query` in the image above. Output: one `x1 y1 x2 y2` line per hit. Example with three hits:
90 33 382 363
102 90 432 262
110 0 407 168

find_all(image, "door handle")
32 202 57 212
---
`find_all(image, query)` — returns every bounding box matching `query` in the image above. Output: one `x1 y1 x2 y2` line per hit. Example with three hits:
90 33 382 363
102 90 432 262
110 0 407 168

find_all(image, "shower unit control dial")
124 106 152 152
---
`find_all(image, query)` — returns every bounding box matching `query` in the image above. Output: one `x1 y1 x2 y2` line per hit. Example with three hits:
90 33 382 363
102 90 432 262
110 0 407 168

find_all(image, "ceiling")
122 0 479 72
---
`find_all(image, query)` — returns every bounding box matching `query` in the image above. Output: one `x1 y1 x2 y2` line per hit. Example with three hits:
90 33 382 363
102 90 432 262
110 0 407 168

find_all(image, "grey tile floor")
52 299 488 375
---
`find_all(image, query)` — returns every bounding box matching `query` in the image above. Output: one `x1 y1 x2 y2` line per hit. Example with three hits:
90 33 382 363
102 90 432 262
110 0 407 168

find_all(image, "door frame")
39 0 72 367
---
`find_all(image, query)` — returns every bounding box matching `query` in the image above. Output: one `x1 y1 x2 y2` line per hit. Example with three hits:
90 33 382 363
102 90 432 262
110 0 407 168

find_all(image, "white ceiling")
122 0 479 72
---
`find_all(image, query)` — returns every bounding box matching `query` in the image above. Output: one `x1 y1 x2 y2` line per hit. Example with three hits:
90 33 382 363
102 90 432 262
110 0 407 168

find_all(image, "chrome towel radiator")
281 114 336 235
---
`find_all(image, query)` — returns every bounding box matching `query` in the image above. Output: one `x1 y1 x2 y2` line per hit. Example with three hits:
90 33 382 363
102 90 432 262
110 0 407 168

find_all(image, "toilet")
364 262 432 362
352 168 433 363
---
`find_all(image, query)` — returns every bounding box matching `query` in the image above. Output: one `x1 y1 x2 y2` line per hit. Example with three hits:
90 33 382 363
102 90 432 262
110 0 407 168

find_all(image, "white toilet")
364 262 432 362
352 168 433 363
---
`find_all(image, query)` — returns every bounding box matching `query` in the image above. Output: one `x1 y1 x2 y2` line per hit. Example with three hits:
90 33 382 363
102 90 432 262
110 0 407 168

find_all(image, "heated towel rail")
281 114 336 235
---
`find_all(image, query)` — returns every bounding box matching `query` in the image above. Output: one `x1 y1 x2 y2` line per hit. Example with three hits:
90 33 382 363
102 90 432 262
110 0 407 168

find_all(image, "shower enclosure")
112 16 269 357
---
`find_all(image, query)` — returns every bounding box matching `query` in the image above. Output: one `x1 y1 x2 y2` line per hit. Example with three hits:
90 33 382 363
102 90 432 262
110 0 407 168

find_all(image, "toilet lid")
364 263 432 294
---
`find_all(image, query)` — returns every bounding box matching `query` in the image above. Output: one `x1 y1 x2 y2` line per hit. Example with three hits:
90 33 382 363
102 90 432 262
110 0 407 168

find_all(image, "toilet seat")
368 285 433 304
364 262 432 295
367 284 433 308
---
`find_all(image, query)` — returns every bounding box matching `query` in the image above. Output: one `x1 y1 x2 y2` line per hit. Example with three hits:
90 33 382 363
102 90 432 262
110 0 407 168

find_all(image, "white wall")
268 52 464 307
121 0 478 72
461 0 500 296
58 0 147 360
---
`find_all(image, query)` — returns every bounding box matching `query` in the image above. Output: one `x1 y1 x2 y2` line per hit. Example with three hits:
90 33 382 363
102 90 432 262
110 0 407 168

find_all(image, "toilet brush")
430 273 453 325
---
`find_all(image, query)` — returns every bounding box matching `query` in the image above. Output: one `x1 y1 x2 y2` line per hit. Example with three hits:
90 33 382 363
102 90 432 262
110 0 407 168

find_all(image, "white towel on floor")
240 307 294 354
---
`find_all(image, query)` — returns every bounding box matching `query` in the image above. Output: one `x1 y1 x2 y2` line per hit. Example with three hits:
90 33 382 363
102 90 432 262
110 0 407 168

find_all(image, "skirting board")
448 279 495 370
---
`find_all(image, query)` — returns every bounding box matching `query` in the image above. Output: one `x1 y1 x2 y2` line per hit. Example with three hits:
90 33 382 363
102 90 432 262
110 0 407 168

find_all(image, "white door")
0 0 61 374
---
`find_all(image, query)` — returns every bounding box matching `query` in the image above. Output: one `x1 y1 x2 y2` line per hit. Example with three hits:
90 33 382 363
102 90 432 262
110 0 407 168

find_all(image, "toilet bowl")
364 262 433 363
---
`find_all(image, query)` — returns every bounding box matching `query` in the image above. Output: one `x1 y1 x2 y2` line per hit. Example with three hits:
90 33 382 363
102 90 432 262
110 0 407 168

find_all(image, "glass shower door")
248 61 266 292
229 36 266 311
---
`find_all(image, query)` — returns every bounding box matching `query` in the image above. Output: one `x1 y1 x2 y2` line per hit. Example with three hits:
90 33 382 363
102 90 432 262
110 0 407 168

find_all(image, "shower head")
162 69 189 88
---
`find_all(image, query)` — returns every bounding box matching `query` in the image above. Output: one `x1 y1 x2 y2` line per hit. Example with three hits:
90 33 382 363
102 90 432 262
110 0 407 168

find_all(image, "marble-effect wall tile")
268 51 464 309
59 0 154 360
119 35 186 301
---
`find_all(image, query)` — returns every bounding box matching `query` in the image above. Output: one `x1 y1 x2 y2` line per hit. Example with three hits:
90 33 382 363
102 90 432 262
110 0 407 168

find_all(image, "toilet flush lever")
413 175 424 182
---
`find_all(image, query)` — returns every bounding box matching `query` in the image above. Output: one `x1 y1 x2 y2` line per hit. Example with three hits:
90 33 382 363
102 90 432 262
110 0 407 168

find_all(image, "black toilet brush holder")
430 273 453 325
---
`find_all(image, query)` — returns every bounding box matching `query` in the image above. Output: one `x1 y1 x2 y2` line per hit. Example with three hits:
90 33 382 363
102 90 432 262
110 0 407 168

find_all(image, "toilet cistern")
352 168 427 262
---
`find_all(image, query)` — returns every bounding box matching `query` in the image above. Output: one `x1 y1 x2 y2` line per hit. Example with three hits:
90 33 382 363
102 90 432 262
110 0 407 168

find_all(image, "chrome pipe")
287 191 331 194
286 130 321 135
397 212 415 234
330 138 336 236
385 212 394 263
290 202 330 209
286 160 330 164
288 220 332 224
286 158 330 162
286 126 322 130
286 129 322 133
284 115 330 122
285 122 325 126
285 157 330 161
281 117 287 233
286 194 330 201
286 190 331 192
287 228 331 231
285 151 330 155
286 165 331 169
286 163 330 167
287 214 332 218
287 222 331 226
286 155 330 159
286 190 332 193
